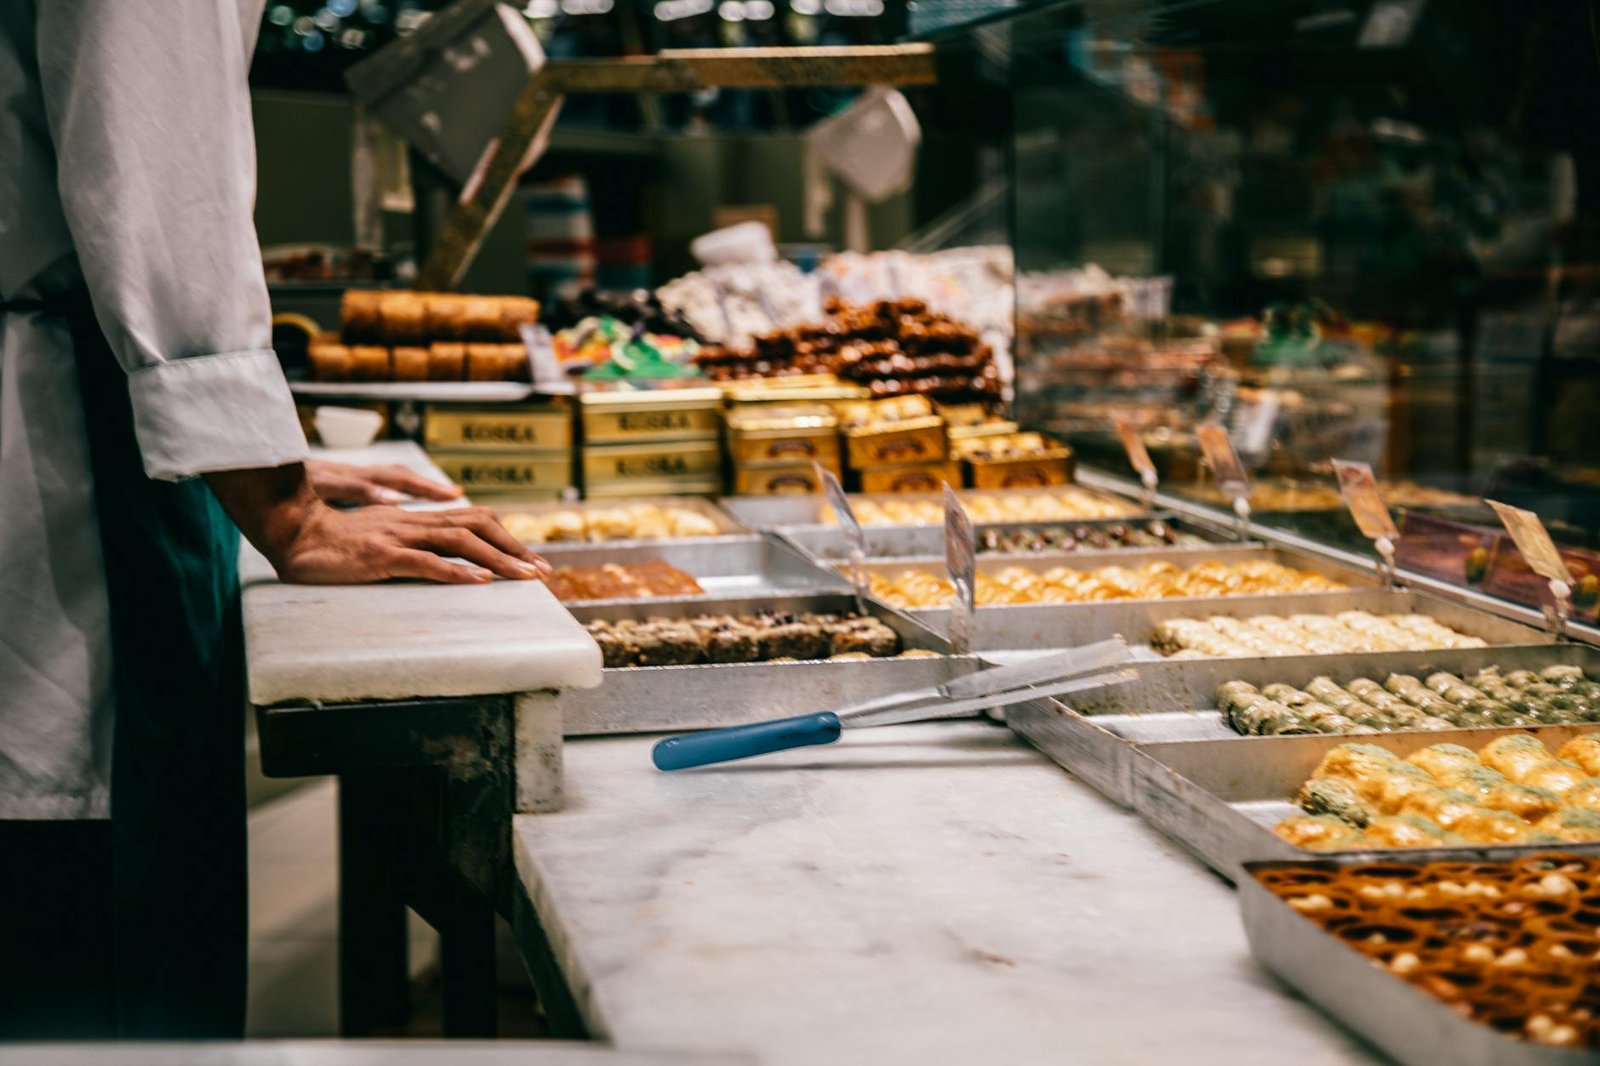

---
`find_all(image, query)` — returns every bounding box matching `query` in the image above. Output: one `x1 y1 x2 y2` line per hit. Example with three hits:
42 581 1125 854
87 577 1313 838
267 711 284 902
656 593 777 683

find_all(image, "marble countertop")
0 1042 748 1066
514 722 1375 1066
243 442 601 706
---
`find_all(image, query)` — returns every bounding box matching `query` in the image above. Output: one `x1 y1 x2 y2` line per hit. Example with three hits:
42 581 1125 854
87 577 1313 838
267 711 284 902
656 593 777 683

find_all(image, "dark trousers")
0 292 247 1039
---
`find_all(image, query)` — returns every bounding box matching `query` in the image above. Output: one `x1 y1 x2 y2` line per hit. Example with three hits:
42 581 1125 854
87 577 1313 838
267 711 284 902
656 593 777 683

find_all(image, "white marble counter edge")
509 725 1375 1066
243 441 601 706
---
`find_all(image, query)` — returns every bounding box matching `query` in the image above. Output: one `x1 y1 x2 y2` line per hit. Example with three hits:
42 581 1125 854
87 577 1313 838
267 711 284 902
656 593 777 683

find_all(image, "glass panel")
1002 0 1600 569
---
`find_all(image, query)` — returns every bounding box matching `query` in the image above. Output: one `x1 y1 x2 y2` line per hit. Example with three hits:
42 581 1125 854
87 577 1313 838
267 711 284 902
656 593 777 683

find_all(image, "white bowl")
690 221 777 267
314 406 384 449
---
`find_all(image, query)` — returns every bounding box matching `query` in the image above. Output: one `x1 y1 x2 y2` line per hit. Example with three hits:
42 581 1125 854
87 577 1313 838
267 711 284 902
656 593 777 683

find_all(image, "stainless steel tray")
1132 720 1600 883
717 483 1146 532
1239 854 1600 1066
556 592 981 735
497 496 748 546
920 587 1544 656
1009 643 1600 812
716 494 828 531
855 544 1382 621
777 514 1237 563
289 380 553 403
536 535 847 602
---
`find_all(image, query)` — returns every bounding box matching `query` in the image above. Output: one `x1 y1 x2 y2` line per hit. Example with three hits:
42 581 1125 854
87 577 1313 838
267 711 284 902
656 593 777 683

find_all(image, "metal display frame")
415 45 938 291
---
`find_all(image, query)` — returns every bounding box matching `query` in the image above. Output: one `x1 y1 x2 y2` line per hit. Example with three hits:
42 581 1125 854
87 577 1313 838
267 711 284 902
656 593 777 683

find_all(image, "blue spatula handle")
652 712 842 771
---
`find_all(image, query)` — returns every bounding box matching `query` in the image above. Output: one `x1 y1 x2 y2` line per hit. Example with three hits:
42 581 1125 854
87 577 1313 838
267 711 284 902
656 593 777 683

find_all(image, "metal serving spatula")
651 639 1137 771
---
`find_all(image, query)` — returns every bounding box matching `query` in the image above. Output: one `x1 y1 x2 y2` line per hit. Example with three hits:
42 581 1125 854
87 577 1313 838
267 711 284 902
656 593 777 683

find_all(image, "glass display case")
988 0 1600 622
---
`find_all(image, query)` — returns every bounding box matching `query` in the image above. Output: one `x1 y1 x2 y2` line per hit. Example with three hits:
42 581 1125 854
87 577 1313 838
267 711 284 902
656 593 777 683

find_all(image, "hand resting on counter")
206 463 553 585
304 457 464 507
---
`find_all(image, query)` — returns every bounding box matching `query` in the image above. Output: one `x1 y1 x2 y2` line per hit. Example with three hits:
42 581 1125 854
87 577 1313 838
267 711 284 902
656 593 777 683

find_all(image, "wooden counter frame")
414 44 938 291
256 692 551 1038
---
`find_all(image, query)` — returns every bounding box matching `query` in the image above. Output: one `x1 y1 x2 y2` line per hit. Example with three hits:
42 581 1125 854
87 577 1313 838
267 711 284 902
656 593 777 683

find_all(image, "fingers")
385 549 495 585
334 479 408 507
409 526 546 580
368 465 464 502
305 466 409 507
454 511 552 570
415 507 552 572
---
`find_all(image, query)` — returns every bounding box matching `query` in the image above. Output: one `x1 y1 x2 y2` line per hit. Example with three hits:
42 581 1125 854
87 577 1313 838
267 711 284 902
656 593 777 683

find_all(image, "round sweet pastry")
428 343 467 382
340 290 384 343
307 342 352 382
424 294 471 340
348 345 391 382
377 291 428 345
391 346 429 382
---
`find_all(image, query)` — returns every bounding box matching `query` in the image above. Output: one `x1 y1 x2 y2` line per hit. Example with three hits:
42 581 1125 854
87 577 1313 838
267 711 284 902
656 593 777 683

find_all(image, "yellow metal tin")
948 419 1020 441
723 382 872 406
726 403 840 466
859 460 961 494
582 438 723 483
733 461 841 495
580 387 724 442
844 416 948 468
582 477 724 499
428 449 573 495
423 404 572 450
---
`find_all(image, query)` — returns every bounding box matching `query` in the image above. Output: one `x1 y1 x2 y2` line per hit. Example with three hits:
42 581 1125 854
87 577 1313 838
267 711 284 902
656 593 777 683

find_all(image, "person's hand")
305 458 464 506
206 463 552 586
272 502 553 585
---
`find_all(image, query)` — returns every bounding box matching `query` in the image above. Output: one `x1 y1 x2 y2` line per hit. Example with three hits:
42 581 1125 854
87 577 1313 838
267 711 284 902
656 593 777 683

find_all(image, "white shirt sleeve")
35 0 309 481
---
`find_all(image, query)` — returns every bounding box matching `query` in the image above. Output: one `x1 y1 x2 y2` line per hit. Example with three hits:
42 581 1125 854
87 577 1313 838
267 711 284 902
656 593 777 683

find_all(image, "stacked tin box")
725 403 843 494
422 402 575 500
579 387 724 498
839 396 960 493
943 403 1076 489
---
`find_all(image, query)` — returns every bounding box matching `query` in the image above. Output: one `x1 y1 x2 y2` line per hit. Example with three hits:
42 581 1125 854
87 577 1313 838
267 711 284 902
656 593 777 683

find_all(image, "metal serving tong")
651 638 1137 771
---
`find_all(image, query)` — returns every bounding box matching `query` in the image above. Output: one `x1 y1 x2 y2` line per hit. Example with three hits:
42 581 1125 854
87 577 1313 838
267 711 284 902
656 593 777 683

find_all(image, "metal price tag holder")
944 484 977 655
1112 414 1159 510
1196 422 1252 542
1487 499 1576 641
518 322 573 394
818 462 868 615
1332 459 1400 588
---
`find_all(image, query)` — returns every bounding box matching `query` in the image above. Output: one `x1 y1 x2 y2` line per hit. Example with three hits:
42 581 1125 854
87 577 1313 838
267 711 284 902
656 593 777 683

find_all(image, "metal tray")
1132 719 1600 883
928 587 1547 656
1239 854 1600 1066
854 544 1382 620
556 592 982 735
776 513 1237 563
496 496 748 547
289 379 558 403
1008 643 1599 813
717 483 1147 532
536 535 847 602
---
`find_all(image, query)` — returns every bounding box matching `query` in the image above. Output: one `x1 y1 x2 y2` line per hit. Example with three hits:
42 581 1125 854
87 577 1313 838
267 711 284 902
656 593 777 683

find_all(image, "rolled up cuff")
128 349 310 481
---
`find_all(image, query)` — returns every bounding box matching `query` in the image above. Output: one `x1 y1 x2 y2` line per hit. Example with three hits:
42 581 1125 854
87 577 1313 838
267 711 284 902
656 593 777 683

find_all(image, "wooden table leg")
438 882 498 1038
511 878 588 1039
337 772 412 1036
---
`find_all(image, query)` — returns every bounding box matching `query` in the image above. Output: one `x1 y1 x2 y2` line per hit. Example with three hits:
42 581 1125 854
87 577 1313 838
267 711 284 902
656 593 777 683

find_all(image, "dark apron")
0 290 247 1038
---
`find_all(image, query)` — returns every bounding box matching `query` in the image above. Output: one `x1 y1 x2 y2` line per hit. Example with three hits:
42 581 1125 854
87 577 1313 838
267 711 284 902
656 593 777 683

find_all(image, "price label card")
1112 415 1158 486
1487 500 1574 586
1196 422 1250 499
519 323 568 390
819 463 863 552
1237 390 1282 458
819 464 868 612
943 485 977 654
1332 460 1399 541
